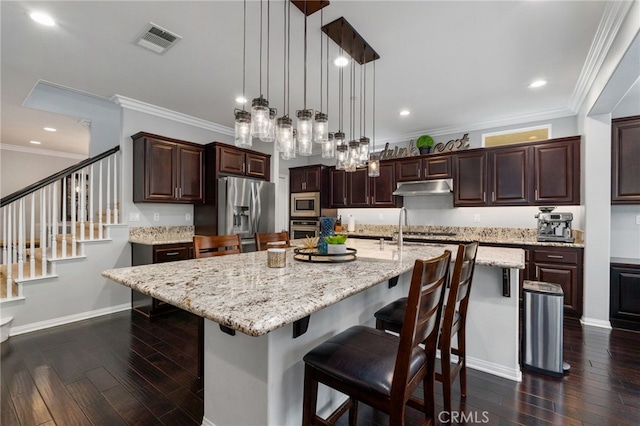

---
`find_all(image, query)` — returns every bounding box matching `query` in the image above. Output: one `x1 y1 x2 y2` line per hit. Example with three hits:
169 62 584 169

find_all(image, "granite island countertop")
103 239 524 337
128 226 194 245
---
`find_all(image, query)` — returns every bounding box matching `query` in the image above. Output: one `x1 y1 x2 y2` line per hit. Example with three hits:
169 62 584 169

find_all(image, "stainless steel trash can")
522 280 570 377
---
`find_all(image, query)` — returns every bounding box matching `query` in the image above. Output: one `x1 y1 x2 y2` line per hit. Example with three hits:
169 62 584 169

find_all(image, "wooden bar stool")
373 242 479 415
302 250 452 426
254 231 290 251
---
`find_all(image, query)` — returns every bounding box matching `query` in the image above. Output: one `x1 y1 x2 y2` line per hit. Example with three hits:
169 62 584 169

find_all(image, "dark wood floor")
1 310 638 426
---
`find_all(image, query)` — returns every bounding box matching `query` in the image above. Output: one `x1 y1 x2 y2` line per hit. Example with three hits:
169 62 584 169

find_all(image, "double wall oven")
290 192 320 239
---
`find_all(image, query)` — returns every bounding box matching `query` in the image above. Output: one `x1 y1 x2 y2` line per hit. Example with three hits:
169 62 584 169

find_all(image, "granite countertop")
128 226 194 245
344 225 585 248
103 239 523 337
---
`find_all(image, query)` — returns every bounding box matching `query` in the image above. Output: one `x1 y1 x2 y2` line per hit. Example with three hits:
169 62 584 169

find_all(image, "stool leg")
375 319 384 331
348 399 358 426
302 364 319 426
441 338 452 415
458 328 467 397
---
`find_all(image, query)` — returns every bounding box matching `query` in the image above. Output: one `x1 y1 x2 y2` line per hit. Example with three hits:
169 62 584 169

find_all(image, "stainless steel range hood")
392 179 453 197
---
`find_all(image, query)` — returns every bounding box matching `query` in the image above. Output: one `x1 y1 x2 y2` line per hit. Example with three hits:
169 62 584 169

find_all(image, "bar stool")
374 242 479 414
302 250 451 426
254 231 290 251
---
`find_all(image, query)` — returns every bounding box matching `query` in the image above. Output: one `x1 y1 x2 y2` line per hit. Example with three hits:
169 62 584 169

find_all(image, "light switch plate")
153 213 160 221
474 214 481 223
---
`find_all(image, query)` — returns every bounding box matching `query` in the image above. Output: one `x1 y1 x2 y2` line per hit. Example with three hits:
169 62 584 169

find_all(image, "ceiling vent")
135 23 181 54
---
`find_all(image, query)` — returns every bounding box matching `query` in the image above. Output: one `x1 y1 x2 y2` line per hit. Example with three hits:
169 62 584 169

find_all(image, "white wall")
611 205 640 258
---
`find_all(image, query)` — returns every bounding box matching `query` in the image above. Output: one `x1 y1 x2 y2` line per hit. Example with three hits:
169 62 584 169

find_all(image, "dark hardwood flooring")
1 310 639 425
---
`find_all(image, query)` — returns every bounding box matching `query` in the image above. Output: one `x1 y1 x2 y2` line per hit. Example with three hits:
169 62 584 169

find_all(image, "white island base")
202 265 521 426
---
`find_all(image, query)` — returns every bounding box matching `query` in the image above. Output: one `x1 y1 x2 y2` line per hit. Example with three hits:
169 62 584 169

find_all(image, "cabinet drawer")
154 246 191 263
533 249 578 264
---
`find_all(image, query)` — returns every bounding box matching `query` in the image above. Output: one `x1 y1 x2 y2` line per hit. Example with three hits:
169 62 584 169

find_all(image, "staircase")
1 146 124 337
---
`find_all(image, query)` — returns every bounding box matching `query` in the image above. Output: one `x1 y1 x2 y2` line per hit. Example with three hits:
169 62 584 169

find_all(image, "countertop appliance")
218 176 275 252
535 207 574 243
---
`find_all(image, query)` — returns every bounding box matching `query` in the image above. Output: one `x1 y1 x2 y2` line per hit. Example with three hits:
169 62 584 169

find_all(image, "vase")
318 217 336 254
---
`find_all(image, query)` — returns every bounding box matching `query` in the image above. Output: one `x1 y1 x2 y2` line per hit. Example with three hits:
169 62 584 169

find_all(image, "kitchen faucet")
398 207 408 248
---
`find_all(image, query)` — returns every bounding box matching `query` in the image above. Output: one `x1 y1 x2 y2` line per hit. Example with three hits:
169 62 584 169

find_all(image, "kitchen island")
103 239 524 426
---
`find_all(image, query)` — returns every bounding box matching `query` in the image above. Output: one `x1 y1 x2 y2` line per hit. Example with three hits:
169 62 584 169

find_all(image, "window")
482 125 551 147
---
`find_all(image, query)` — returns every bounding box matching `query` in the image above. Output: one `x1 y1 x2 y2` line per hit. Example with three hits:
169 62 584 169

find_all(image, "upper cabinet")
217 145 270 180
290 165 324 193
612 116 640 204
454 136 580 207
132 132 204 204
395 155 452 182
329 162 400 208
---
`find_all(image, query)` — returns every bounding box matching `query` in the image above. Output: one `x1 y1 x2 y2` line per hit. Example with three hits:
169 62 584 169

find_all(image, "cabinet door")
371 162 398 207
177 145 203 202
454 151 487 206
245 152 270 180
330 168 347 208
612 116 640 204
304 167 322 192
290 168 306 192
424 155 452 179
395 158 422 182
489 147 530 205
218 146 245 175
533 263 580 316
145 139 178 201
610 265 640 330
533 138 579 204
348 169 370 207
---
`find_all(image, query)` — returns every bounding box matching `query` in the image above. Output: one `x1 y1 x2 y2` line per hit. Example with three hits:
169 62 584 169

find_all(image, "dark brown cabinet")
290 165 324 193
532 137 580 205
330 163 399 208
528 246 583 317
132 132 204 203
610 259 640 331
489 146 530 205
370 162 398 207
217 145 270 180
612 116 640 204
395 155 451 182
453 151 488 206
330 168 348 208
348 168 370 207
131 242 194 318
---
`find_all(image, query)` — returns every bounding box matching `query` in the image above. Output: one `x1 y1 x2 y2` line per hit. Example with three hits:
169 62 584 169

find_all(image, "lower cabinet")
131 242 194 318
610 260 640 331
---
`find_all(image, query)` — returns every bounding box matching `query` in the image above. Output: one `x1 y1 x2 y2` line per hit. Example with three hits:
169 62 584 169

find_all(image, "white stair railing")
0 147 120 300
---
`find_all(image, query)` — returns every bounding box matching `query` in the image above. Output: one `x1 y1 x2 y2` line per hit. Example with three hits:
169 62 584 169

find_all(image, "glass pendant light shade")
345 140 359 172
281 129 297 160
313 112 328 143
251 96 270 138
321 132 335 158
296 109 313 145
334 131 345 147
358 136 370 166
298 135 313 156
261 108 277 142
234 109 252 147
276 116 293 152
368 153 380 177
336 144 348 170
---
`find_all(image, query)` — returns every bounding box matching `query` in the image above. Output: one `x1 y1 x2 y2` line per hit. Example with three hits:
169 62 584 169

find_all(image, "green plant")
416 135 434 148
324 235 348 244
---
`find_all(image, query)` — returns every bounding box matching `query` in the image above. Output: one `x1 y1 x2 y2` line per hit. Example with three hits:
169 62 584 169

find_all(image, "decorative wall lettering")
376 140 418 160
433 133 470 153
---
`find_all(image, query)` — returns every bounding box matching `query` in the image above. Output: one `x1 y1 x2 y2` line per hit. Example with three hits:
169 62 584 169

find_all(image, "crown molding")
0 144 87 160
377 107 574 146
112 95 234 136
568 1 634 113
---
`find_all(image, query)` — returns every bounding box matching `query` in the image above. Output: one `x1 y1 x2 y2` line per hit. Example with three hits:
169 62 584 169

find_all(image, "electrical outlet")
378 213 384 221
474 214 481 223
153 212 160 221
129 212 140 222
186 213 192 221
636 215 640 225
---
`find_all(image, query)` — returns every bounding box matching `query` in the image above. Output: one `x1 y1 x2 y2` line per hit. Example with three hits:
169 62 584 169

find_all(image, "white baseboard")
201 417 216 426
466 356 523 382
580 317 612 329
9 303 131 336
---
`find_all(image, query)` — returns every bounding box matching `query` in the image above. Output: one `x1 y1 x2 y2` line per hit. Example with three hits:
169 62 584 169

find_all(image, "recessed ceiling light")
44 127 57 132
29 11 56 27
399 110 411 116
235 96 247 104
528 80 547 89
334 56 349 67
30 140 42 145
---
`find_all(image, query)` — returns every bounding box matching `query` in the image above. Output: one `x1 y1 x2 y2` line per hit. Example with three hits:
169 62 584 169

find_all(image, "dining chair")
193 234 242 258
374 242 479 414
254 231 290 251
302 250 451 426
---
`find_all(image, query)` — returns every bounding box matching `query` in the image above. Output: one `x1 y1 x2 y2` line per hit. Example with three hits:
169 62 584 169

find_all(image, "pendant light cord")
259 0 263 96
242 0 247 111
373 61 376 151
303 3 308 109
363 51 367 137
266 0 270 100
319 9 323 112
287 0 291 116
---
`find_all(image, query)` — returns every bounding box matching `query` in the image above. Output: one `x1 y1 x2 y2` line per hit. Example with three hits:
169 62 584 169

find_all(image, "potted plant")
325 235 348 254
416 135 434 155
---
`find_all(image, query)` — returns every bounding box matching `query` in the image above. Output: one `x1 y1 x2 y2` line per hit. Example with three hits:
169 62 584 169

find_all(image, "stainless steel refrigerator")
218 176 275 252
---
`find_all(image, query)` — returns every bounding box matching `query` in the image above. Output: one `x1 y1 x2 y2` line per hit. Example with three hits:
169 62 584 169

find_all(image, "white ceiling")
0 1 630 156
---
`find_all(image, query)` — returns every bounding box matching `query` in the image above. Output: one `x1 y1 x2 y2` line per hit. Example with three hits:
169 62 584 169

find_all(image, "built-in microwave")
290 192 320 217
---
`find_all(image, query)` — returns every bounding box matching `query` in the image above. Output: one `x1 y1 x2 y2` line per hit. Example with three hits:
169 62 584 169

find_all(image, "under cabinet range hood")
392 179 454 197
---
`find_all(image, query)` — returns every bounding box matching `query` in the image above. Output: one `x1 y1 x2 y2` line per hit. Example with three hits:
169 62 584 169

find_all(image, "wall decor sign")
433 133 470 153
373 133 471 160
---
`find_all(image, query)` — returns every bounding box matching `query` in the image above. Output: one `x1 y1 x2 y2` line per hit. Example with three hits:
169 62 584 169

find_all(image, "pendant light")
368 60 380 177
277 0 294 159
295 1 313 153
234 0 252 147
314 9 328 144
358 50 370 167
251 0 270 140
260 1 277 143
322 132 335 158
345 48 359 173
334 46 346 149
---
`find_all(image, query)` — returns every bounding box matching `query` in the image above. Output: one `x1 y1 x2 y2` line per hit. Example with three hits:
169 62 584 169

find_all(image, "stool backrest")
442 242 479 337
255 231 290 251
392 250 451 398
193 234 242 258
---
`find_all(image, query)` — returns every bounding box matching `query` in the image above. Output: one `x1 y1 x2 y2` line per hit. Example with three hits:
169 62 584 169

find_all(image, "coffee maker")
535 207 574 243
